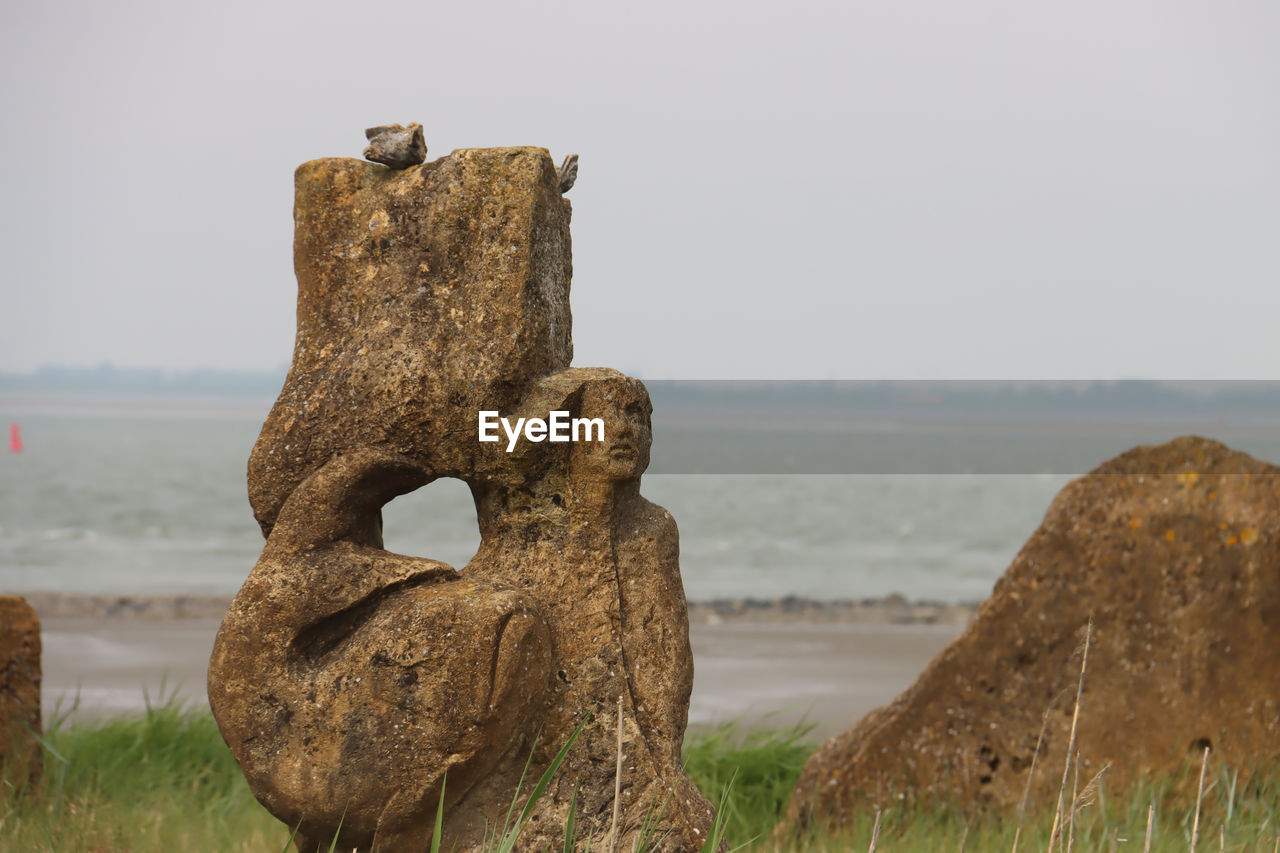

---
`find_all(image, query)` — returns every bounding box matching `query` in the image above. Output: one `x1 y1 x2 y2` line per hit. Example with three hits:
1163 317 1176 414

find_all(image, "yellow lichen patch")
1240 527 1260 546
1128 517 1144 530
1226 534 1239 547
1176 471 1200 487
1164 530 1176 541
1220 521 1230 530
1207 491 1216 500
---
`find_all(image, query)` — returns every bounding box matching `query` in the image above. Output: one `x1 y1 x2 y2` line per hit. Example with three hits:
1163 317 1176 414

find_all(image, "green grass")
0 691 280 851
682 717 817 848
781 765 1280 852
762 751 1280 853
2 698 1278 852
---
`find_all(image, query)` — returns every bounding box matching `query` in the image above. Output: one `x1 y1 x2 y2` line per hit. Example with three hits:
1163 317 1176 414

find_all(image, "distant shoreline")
19 591 979 626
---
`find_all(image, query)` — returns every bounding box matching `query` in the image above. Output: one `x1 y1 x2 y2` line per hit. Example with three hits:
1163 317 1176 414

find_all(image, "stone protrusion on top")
557 153 578 193
363 123 427 169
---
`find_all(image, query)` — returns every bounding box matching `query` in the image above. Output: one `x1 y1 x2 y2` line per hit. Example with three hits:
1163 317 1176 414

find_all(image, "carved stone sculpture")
209 148 718 852
778 436 1280 838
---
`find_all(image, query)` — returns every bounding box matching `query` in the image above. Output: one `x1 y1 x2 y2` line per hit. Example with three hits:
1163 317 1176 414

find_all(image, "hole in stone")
379 477 481 570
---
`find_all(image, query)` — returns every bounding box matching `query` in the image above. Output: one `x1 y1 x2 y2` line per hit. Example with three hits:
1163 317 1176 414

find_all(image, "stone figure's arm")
247 449 458 630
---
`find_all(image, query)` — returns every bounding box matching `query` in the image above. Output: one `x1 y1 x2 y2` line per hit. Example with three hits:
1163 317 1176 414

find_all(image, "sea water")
4 388 1279 603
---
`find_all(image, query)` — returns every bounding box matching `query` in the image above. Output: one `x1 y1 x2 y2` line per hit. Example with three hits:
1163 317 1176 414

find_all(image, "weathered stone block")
248 147 574 536
780 436 1280 836
0 595 41 787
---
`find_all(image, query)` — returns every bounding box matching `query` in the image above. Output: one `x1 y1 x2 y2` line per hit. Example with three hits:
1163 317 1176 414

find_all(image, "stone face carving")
209 148 718 852
0 595 41 787
778 436 1280 837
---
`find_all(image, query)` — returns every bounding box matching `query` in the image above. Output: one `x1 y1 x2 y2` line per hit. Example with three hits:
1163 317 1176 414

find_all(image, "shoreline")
19 591 979 625
31 593 971 738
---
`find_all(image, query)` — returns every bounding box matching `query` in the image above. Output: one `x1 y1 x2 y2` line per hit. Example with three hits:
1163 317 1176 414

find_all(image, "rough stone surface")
248 148 573 536
780 436 1280 836
363 123 428 169
210 148 718 852
0 595 42 786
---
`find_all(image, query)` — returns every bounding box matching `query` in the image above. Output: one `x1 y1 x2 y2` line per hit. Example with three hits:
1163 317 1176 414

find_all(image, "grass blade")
698 770 735 853
563 781 579 853
431 772 446 853
496 715 590 853
1190 745 1210 852
1067 750 1080 853
608 695 624 853
278 821 302 853
632 784 676 853
1012 695 1061 853
1047 617 1092 853
326 807 346 852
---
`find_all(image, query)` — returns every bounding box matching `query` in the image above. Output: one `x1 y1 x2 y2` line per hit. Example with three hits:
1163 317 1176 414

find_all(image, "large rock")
210 148 718 852
0 595 41 787
781 436 1280 835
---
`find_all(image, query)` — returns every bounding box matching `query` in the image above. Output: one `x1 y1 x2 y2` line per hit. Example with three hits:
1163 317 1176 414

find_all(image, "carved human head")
575 376 652 482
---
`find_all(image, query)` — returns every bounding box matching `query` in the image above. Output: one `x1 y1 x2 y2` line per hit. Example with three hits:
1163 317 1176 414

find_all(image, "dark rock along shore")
21 591 978 625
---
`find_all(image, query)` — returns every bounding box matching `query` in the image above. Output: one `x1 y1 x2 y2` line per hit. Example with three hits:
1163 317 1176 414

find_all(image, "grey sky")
2 0 1276 379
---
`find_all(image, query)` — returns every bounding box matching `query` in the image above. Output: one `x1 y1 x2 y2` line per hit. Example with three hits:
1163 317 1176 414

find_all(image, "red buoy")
9 423 22 453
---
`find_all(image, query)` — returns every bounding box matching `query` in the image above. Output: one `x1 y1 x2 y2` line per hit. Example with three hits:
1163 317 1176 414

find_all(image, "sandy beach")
688 620 963 739
34 595 967 742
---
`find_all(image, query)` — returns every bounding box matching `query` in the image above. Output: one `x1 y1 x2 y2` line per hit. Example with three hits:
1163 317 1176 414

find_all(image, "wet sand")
689 621 962 740
42 618 222 723
40 610 963 741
